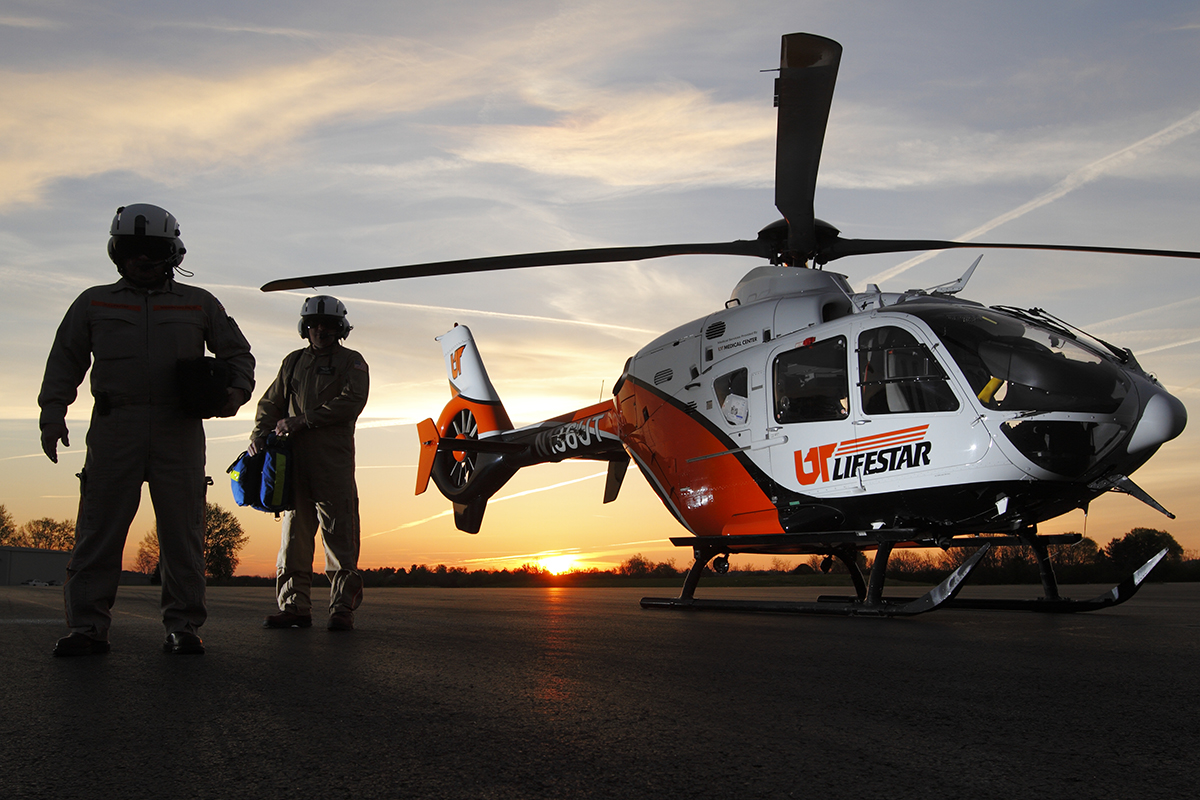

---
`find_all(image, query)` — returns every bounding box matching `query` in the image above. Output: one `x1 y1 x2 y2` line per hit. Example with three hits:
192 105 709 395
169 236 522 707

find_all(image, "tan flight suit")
38 278 254 640
252 343 369 616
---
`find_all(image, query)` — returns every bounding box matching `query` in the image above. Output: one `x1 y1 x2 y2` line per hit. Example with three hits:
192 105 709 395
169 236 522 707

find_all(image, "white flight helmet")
298 295 352 340
107 203 186 273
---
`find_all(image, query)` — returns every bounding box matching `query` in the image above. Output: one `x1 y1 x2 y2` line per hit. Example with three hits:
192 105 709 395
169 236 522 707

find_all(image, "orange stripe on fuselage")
618 380 780 538
834 424 928 456
544 400 619 425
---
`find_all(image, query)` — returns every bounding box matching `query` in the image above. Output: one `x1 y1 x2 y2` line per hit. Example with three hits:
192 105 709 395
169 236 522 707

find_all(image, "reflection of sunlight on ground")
534 587 574 709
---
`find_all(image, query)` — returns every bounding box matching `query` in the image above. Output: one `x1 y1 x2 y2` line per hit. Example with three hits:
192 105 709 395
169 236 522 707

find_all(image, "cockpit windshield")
907 305 1129 414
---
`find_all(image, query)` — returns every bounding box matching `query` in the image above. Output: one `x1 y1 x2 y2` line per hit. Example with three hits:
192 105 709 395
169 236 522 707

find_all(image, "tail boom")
416 325 627 533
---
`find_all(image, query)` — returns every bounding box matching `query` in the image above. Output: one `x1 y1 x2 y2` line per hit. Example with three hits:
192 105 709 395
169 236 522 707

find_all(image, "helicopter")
263 32 1197 616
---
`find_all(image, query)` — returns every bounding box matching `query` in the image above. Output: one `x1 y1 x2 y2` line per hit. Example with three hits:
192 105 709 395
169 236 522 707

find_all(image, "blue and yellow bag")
227 433 293 514
227 449 263 509
258 433 294 513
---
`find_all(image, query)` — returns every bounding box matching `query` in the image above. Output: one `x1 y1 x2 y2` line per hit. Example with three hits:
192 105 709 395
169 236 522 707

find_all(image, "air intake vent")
654 368 673 386
684 401 698 413
706 321 726 340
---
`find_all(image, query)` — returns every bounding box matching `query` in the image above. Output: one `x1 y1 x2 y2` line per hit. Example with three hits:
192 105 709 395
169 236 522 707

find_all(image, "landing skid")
641 532 1170 617
641 545 989 617
832 547 1168 613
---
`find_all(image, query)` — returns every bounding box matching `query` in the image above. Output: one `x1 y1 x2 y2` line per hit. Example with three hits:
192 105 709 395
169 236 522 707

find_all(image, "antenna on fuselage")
927 254 984 296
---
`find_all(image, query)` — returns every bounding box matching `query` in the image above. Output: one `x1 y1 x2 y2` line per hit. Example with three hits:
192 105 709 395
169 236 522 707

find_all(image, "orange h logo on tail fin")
450 345 466 380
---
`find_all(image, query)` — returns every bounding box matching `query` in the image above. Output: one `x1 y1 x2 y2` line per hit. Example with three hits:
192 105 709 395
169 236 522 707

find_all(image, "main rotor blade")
774 33 841 262
261 240 770 292
817 236 1200 264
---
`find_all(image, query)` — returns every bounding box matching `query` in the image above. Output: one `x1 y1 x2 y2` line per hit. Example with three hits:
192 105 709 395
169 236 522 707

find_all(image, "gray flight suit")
38 278 254 640
252 343 369 616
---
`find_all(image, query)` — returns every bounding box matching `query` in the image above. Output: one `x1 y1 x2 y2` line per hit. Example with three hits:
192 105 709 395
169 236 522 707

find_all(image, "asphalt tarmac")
2 582 1197 799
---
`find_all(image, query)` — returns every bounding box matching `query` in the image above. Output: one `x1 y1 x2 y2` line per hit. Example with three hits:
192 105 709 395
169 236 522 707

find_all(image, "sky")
2 0 1199 576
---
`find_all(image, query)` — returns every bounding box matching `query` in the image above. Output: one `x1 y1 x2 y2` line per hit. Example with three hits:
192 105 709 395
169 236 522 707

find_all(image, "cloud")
160 20 324 41
0 15 61 30
0 44 490 208
0 2 723 209
441 82 774 188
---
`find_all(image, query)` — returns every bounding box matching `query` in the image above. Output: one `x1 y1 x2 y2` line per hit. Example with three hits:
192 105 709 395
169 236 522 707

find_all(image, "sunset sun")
540 555 577 575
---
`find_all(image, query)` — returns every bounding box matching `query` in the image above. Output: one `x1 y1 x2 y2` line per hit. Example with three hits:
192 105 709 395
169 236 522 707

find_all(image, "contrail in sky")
1088 294 1200 329
209 285 657 335
363 469 611 537
1080 294 1200 355
1140 335 1200 355
864 106 1200 287
2 450 82 462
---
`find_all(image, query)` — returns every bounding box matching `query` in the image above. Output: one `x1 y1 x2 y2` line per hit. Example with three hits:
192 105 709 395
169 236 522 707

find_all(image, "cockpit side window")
713 368 749 426
773 337 849 423
858 326 959 414
910 306 1130 414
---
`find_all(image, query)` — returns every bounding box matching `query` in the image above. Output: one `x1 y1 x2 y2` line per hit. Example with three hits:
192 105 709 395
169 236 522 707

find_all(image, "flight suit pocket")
91 313 140 361
154 312 206 359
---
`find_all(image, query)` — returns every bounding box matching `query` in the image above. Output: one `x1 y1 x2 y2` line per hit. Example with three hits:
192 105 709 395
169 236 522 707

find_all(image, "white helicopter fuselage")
611 266 1186 539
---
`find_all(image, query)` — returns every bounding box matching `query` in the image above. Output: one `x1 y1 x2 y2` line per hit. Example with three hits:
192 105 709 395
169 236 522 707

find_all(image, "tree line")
215 560 689 588
0 505 74 550
1 501 248 581
8 500 1194 586
214 528 1198 588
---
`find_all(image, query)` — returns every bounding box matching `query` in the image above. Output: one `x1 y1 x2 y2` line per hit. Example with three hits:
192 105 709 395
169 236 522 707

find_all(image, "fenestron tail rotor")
261 31 1200 295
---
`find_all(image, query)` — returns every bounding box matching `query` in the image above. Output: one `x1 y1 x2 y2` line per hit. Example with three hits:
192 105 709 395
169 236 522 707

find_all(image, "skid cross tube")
1021 531 1062 601
676 545 724 604
864 542 894 607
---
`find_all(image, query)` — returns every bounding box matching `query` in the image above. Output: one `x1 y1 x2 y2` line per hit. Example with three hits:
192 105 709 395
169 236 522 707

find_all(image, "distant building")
0 546 70 586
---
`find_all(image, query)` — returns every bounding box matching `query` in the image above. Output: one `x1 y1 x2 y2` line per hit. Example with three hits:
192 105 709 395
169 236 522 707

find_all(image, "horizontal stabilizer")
415 418 439 495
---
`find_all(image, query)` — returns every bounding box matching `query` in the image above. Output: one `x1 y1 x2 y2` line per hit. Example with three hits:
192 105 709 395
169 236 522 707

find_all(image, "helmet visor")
111 235 175 264
303 315 343 330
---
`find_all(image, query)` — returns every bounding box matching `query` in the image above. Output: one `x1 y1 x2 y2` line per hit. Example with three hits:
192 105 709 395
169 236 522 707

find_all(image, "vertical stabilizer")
434 324 513 440
438 324 502 403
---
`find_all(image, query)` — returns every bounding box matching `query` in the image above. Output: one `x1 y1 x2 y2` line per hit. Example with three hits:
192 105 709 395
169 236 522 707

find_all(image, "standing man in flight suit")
39 203 255 656
251 296 369 631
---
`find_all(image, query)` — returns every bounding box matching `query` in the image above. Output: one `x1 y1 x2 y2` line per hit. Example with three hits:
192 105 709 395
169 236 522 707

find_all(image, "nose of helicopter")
1127 389 1187 453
